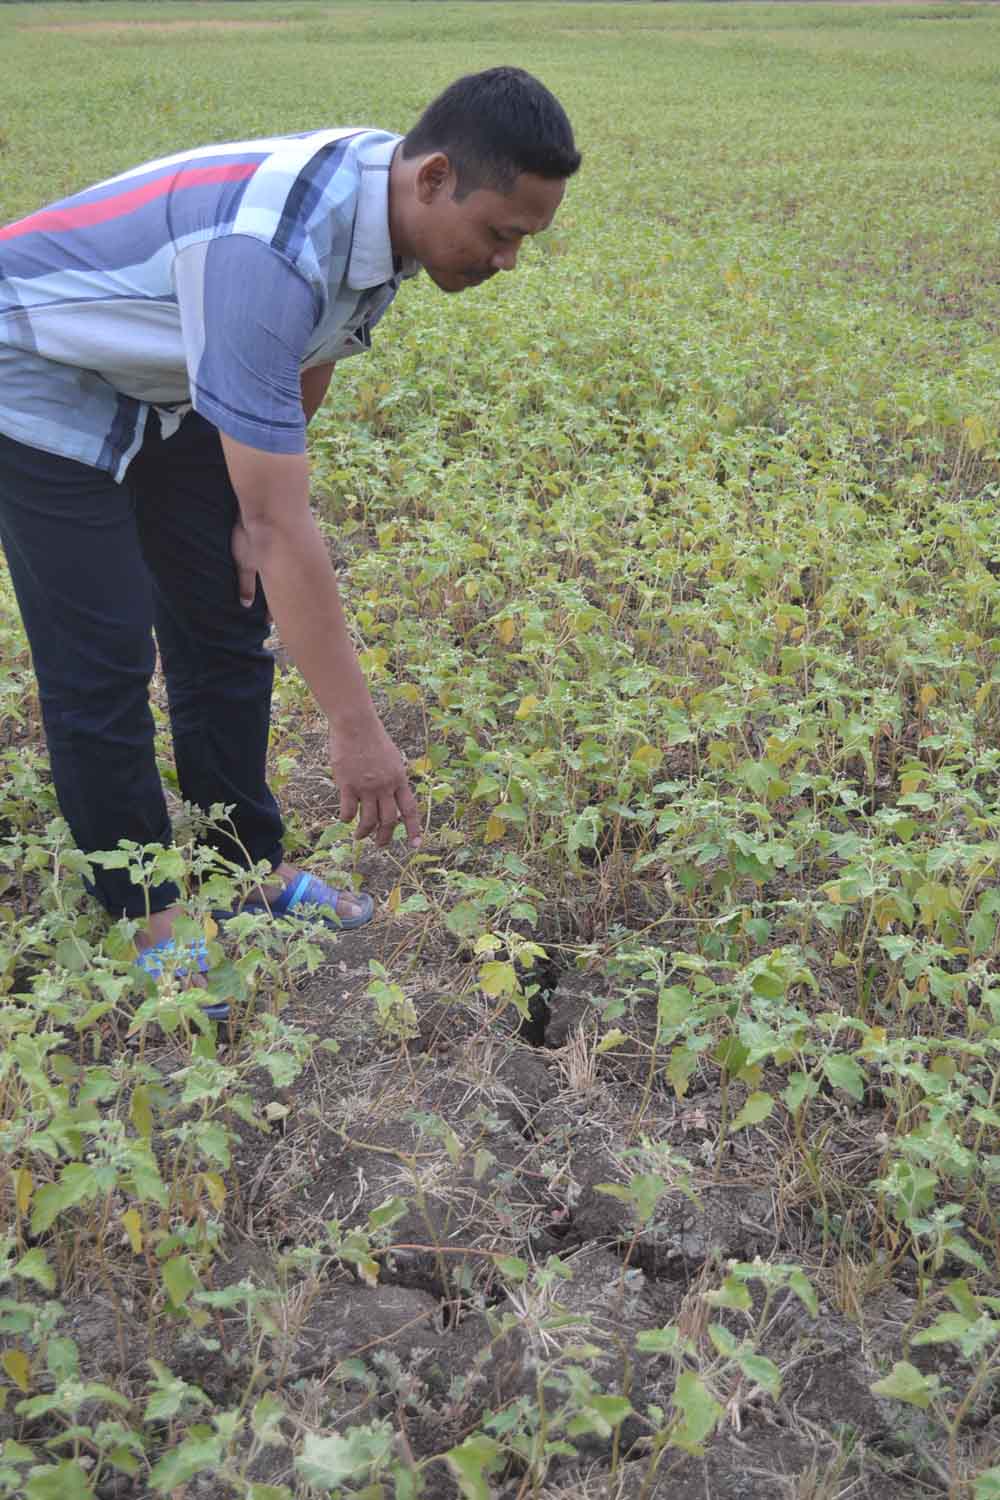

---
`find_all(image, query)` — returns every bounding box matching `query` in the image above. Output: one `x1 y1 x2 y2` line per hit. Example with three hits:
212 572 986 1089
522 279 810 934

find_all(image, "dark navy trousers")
0 412 283 917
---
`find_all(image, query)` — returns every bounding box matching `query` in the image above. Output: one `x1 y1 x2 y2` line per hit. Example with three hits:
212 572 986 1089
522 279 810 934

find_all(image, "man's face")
413 164 566 293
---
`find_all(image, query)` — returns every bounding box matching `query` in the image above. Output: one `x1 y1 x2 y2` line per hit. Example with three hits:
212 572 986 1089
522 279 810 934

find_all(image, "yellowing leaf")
975 683 991 710
918 684 937 709
484 814 506 844
386 884 401 913
2 1350 30 1393
515 694 540 720
479 961 519 998
202 915 218 941
122 1209 143 1254
357 1256 379 1289
631 744 663 774
496 618 516 646
410 756 432 776
14 1167 32 1217
201 1172 227 1213
964 413 988 453
360 646 389 675
131 1085 153 1140
597 1029 627 1053
827 884 842 905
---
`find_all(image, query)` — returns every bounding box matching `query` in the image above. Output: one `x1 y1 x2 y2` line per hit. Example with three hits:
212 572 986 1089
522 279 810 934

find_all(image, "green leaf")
911 1312 974 1346
670 1371 722 1454
367 1197 408 1233
46 1339 78 1382
707 1323 739 1357
295 1424 394 1488
31 1165 98 1236
251 1393 287 1446
143 1364 207 1423
587 1394 632 1427
24 1460 95 1500
494 1255 529 1281
871 1360 940 1409
444 901 481 940
567 808 602 855
636 1325 684 1355
787 1269 819 1319
192 1120 230 1168
445 1435 502 1500
947 1279 981 1320
13 1250 55 1293
729 1091 774 1132
822 1054 865 1102
54 938 89 975
782 1071 818 1113
2 1441 35 1464
737 1353 782 1397
974 1469 1000 1499
162 1255 199 1309
705 1274 752 1312
148 1432 223 1492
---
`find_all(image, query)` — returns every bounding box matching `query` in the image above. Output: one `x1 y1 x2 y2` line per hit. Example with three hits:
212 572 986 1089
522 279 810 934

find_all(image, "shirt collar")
346 134 420 290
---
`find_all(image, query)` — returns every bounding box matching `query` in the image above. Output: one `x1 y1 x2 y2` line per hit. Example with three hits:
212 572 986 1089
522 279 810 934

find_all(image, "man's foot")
219 863 375 930
133 906 229 1020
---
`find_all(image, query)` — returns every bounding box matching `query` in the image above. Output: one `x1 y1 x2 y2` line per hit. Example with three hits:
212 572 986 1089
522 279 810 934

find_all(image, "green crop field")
3 2 1000 1496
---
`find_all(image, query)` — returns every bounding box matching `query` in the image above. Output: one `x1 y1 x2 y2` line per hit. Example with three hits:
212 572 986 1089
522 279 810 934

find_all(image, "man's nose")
490 243 520 272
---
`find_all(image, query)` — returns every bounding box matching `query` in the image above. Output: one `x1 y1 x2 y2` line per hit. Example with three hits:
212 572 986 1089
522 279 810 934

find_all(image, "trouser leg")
130 412 284 874
0 430 178 917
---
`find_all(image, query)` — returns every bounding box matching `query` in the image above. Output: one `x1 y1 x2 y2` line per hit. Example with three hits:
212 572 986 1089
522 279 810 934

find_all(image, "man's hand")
330 718 423 848
230 516 260 610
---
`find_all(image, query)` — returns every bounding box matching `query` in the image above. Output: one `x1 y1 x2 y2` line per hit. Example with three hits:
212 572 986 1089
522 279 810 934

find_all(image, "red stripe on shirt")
0 161 260 241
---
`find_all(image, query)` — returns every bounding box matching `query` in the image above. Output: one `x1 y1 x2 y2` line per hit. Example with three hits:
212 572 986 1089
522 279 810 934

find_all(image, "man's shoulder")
229 129 399 273
231 130 389 228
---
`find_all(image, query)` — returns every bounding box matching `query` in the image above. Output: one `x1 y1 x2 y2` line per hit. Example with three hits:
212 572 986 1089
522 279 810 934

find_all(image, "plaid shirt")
0 129 416 479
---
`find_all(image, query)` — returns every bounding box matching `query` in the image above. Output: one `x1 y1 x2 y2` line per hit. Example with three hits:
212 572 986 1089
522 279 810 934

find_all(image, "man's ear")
414 151 454 204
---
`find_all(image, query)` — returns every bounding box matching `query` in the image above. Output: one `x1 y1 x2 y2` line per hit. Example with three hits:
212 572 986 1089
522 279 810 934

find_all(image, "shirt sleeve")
173 235 320 454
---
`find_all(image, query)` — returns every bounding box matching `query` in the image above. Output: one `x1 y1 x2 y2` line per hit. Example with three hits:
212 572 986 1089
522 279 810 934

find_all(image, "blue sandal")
217 872 375 931
135 938 230 1022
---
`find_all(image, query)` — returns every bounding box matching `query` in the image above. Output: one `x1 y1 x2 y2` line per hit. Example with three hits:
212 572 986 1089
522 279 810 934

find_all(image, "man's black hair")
402 66 581 198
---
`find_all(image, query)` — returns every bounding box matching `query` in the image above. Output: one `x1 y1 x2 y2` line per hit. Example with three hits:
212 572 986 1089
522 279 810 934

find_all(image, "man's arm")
222 434 421 848
231 363 336 608
301 362 334 423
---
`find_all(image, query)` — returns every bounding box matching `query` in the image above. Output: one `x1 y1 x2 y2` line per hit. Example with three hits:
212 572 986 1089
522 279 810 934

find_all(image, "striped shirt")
0 129 417 480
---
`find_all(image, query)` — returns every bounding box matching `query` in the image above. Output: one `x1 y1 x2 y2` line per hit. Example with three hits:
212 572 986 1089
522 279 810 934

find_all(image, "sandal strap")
272 872 315 915
135 937 208 980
